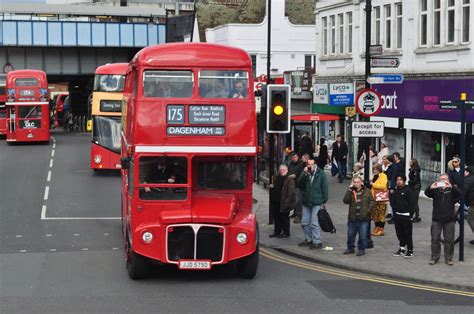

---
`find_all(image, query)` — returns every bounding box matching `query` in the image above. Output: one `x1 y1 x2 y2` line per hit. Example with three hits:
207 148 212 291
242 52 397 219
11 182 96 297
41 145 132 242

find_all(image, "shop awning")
291 113 340 122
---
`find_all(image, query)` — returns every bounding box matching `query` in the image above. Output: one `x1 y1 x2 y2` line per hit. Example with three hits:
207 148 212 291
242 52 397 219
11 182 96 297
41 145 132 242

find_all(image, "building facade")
314 0 474 187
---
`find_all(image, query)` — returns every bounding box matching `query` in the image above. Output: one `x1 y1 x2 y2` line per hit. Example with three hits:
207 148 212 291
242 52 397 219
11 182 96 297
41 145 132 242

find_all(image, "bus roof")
95 63 129 75
7 69 47 79
132 43 251 69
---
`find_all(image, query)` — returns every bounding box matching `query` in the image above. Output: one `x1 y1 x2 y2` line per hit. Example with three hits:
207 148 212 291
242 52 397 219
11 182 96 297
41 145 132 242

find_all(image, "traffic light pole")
459 99 466 262
267 0 274 225
363 0 372 188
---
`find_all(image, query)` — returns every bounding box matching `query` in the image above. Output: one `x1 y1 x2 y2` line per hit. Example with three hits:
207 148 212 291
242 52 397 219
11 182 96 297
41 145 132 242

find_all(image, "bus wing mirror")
121 157 131 170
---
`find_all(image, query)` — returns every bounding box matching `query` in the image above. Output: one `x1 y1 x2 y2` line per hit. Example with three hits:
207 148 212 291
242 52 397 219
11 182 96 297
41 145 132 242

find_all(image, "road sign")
367 74 404 84
369 45 383 55
352 121 385 137
356 89 382 117
371 58 400 68
345 106 356 117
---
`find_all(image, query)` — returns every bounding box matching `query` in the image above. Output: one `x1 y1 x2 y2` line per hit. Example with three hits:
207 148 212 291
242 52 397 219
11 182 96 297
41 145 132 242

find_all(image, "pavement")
254 174 474 292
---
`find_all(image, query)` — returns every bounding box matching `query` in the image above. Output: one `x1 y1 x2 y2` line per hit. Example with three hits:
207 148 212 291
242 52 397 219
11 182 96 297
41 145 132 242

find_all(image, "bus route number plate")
178 260 211 270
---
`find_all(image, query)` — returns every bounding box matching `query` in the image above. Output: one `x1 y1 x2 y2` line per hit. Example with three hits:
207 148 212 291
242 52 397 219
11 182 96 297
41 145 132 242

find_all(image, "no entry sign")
356 89 382 117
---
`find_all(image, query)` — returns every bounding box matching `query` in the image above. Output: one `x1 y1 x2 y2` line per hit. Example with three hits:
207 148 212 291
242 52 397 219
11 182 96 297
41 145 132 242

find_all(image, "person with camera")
342 177 374 256
297 158 329 250
391 175 416 258
425 174 461 266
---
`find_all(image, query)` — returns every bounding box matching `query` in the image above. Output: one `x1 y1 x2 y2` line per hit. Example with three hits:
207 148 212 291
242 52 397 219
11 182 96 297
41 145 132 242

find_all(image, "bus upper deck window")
199 70 249 99
15 78 38 87
143 71 193 98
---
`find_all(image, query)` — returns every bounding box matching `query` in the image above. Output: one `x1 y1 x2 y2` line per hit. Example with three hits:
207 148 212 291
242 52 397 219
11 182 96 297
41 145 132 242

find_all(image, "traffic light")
266 84 291 133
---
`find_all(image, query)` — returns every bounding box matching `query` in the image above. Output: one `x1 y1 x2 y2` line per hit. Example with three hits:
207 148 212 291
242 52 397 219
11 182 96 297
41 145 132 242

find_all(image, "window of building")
374 6 381 45
396 3 403 49
462 0 470 43
447 0 456 44
384 5 392 49
338 13 344 54
322 17 328 55
433 0 441 46
420 0 428 46
330 15 336 54
304 55 314 69
347 12 353 53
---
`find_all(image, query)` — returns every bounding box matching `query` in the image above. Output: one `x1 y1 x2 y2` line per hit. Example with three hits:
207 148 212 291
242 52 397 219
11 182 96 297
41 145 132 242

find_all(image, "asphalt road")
0 131 472 313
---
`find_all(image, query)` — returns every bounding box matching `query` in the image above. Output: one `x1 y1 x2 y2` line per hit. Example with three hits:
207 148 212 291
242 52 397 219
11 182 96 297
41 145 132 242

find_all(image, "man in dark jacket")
269 164 296 238
464 166 474 245
331 135 349 183
393 152 405 178
297 158 329 250
391 175 416 258
408 159 422 222
343 177 374 256
425 174 460 266
288 152 304 222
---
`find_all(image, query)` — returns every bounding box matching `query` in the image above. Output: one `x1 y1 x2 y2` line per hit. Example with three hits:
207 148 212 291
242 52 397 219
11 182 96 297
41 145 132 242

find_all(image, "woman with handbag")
371 163 389 236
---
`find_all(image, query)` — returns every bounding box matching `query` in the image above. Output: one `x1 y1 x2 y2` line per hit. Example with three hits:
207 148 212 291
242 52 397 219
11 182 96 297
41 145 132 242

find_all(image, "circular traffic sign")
3 63 13 73
356 88 382 117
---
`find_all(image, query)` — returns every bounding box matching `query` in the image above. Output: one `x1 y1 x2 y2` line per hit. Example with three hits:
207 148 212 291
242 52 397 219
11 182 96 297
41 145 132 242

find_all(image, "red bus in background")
90 63 127 171
6 70 50 143
54 92 69 127
120 43 258 279
0 74 6 136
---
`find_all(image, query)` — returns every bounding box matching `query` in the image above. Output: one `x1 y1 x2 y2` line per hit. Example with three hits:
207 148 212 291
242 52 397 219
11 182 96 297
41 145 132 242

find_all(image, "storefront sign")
313 84 328 104
329 83 354 106
352 121 385 137
373 79 474 122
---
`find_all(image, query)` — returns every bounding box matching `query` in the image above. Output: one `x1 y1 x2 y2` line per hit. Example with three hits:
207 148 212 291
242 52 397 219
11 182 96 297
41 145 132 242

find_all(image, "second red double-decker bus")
6 70 50 143
120 43 259 279
0 74 7 136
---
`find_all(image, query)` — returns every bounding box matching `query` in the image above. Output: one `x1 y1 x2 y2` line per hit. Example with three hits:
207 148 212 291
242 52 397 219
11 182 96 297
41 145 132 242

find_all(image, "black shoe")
412 217 421 223
309 243 322 250
469 240 474 245
429 259 439 265
404 250 414 259
289 213 296 218
393 248 406 257
298 240 312 247
269 232 281 238
343 249 355 255
386 214 393 220
356 251 365 256
387 219 394 225
277 233 290 238
366 241 374 249
338 177 343 183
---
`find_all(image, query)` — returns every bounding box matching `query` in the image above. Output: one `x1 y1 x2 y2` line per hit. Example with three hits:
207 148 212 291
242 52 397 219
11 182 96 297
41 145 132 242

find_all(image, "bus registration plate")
20 90 34 96
178 260 211 270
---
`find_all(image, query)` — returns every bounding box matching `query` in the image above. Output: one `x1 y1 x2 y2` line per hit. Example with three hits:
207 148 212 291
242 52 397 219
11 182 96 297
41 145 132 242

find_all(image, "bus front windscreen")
93 75 125 92
92 116 121 153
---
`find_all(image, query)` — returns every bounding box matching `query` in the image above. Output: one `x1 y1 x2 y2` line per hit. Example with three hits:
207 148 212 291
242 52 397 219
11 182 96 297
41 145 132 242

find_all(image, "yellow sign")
345 106 356 117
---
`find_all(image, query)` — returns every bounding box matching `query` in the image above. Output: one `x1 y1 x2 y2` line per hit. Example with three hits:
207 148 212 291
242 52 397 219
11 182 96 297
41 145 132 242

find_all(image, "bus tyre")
236 245 259 279
125 239 148 280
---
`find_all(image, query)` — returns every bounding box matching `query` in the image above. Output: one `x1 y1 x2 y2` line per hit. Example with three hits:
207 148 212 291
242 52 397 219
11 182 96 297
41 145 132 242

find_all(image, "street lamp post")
267 0 274 224
363 0 372 188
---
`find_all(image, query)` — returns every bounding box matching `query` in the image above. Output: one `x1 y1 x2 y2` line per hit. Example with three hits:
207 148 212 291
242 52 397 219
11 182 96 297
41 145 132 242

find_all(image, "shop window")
413 131 441 189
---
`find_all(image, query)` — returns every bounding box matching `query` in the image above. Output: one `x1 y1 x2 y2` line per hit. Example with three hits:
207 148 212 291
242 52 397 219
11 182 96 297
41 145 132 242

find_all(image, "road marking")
51 150 55 157
104 233 109 236
45 234 52 237
260 248 474 298
47 171 52 182
52 143 56 148
74 234 80 236
42 217 121 220
112 247 119 250
50 249 57 252
20 250 27 253
15 235 22 238
49 159 54 168
43 186 49 200
41 205 47 220
82 248 89 251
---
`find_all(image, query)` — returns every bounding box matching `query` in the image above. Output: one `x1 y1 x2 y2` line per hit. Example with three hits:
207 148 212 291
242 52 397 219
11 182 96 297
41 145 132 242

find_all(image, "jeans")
336 160 347 178
431 221 455 262
302 205 321 244
394 216 413 251
347 219 369 252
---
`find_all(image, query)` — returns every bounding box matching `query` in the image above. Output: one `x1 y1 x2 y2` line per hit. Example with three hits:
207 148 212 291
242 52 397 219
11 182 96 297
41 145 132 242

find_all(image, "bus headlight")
142 231 153 243
93 155 102 164
236 232 248 244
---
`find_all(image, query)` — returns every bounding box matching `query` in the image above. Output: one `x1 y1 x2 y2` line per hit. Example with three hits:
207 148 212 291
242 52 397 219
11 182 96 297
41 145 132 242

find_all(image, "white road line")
15 235 22 238
43 186 49 201
42 217 121 220
49 159 54 168
20 250 27 253
103 233 109 236
51 150 55 157
41 205 47 220
50 249 57 252
112 248 119 250
52 143 56 148
45 234 52 237
82 248 89 251
74 234 80 236
47 171 52 182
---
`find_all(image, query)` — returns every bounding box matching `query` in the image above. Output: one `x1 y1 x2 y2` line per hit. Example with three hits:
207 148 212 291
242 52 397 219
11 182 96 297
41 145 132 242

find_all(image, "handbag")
374 190 389 202
331 162 339 177
318 206 336 234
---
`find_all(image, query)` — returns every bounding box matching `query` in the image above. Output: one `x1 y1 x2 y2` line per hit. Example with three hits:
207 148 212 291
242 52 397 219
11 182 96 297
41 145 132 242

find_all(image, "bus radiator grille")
167 226 194 261
196 227 223 262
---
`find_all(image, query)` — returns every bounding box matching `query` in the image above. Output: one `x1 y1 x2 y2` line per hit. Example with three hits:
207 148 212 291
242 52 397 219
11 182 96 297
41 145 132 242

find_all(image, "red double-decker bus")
0 74 7 136
6 70 50 143
120 43 259 279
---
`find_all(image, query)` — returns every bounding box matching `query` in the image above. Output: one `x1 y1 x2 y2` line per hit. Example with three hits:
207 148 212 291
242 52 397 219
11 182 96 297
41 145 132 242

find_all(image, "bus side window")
128 160 134 197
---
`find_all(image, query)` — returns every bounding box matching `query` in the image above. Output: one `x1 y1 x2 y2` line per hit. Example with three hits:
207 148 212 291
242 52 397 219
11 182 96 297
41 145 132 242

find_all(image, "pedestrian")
331 134 349 183
383 155 398 223
425 174 460 266
352 162 364 179
393 152 405 178
408 158 422 222
343 177 374 256
463 166 474 245
447 157 462 187
370 163 388 236
299 132 314 157
288 152 304 222
317 138 329 171
377 142 389 165
269 164 296 238
391 175 416 258
297 158 329 250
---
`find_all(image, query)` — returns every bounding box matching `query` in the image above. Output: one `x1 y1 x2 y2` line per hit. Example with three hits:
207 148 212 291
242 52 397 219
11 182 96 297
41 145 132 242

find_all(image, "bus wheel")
236 245 259 279
125 237 148 280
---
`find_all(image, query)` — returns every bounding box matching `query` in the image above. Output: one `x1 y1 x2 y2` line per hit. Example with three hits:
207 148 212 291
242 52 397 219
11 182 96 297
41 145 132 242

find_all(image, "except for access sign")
352 121 385 138
356 89 382 117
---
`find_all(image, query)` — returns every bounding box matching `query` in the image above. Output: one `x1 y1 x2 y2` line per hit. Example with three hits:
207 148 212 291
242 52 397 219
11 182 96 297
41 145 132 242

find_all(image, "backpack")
318 206 336 233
